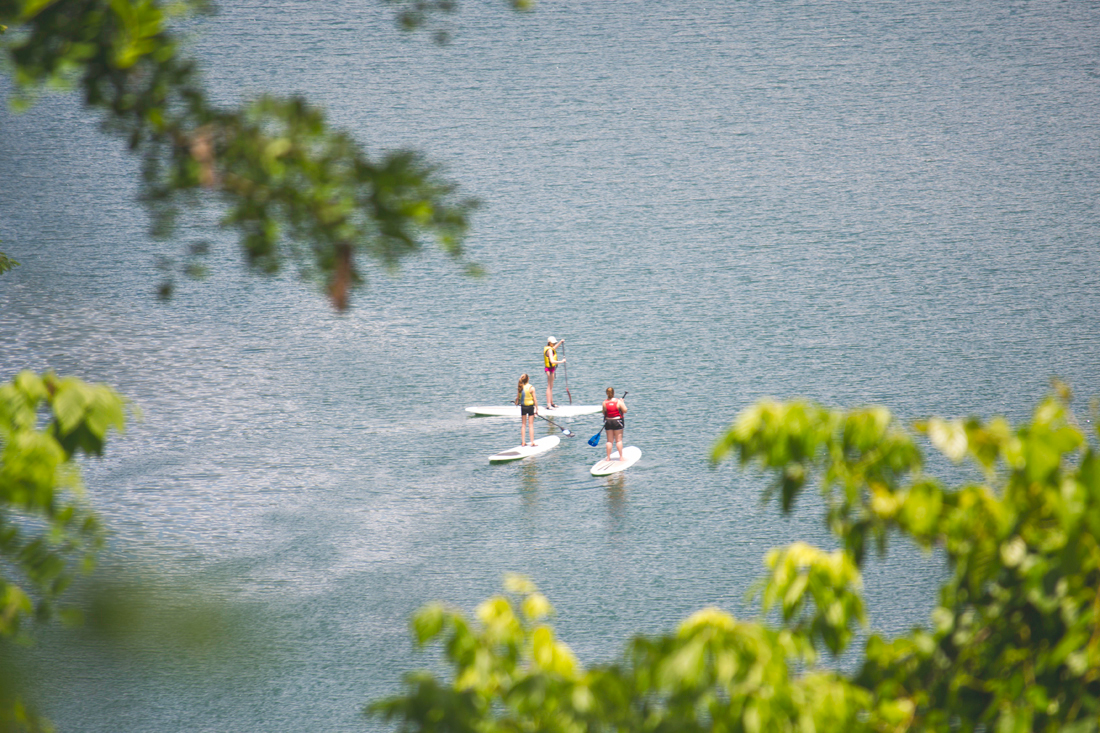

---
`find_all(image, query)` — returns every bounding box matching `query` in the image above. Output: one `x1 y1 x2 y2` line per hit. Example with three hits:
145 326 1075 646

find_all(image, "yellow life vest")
543 345 556 368
523 383 535 406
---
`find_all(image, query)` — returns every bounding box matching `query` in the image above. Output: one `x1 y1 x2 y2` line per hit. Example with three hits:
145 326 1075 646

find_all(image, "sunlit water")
2 0 1099 730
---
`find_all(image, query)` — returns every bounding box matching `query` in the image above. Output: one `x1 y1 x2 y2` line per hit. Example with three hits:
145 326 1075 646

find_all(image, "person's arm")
554 339 566 363
618 398 627 415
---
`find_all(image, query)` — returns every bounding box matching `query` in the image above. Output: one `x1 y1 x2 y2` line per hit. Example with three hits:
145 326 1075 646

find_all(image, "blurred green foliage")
385 0 532 45
0 371 126 730
0 373 272 732
373 386 1100 732
0 0 527 308
0 240 18 275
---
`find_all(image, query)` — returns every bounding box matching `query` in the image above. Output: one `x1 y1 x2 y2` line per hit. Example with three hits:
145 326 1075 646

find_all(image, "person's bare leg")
546 371 555 407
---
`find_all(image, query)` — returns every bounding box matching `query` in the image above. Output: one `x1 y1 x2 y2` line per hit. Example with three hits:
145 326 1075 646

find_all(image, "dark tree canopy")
1 0 528 307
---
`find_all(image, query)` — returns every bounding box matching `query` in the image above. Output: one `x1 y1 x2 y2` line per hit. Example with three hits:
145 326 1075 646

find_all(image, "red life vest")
603 399 621 419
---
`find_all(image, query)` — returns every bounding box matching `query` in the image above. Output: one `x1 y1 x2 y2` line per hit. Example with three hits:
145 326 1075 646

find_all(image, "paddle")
537 413 574 437
588 391 627 446
560 341 572 405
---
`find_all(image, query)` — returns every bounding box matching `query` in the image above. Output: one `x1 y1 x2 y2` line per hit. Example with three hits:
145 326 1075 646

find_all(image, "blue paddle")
588 391 627 446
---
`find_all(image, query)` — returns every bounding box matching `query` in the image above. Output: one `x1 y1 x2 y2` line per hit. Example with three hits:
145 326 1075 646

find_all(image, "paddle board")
488 435 561 464
590 446 642 476
466 405 600 418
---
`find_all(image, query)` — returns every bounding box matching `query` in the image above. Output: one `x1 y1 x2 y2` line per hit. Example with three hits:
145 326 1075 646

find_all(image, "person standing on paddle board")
515 374 539 447
543 336 566 409
602 387 627 461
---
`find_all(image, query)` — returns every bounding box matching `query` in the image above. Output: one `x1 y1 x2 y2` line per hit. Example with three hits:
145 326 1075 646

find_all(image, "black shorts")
604 417 624 431
520 404 535 416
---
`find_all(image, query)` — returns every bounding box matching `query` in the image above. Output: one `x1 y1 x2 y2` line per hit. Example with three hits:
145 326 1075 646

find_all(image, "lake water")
2 0 1099 730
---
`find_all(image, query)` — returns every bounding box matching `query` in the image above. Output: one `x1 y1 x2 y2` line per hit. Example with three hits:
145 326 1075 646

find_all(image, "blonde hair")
516 374 530 405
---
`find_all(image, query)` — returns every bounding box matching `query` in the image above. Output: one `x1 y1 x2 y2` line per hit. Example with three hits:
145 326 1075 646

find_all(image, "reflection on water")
518 460 541 512
603 473 627 530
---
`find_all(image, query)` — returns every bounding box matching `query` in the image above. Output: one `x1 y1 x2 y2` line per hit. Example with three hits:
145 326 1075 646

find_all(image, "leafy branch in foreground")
0 253 18 276
0 0 523 308
372 387 1100 732
0 372 275 733
385 0 533 45
0 239 18 275
0 372 126 636
0 371 126 731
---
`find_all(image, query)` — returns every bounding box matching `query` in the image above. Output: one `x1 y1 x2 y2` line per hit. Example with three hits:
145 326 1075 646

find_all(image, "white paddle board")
466 405 600 418
488 435 561 464
590 446 642 476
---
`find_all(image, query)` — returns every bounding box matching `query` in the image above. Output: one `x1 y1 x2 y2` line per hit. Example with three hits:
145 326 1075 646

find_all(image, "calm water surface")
2 0 1099 730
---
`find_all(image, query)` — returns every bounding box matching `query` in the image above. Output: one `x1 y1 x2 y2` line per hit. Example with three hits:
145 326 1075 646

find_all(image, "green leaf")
412 603 445 646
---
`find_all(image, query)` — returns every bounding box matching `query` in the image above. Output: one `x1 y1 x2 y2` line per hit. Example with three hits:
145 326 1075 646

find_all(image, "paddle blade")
588 432 601 447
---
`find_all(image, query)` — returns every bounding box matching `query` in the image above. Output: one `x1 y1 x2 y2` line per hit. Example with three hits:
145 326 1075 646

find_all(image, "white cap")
547 336 556 343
